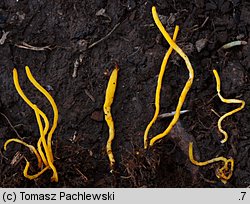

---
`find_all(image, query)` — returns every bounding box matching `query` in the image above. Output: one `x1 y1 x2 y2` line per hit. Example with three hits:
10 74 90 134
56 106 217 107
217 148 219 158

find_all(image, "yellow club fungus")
25 66 58 163
144 25 179 149
4 66 59 182
23 159 50 180
145 6 194 148
4 138 42 168
103 65 119 170
213 69 245 143
189 142 234 184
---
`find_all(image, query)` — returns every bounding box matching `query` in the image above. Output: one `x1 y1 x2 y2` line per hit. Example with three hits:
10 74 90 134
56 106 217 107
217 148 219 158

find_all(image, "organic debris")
0 31 9 45
220 41 247 50
158 110 190 119
15 42 52 51
195 38 208 52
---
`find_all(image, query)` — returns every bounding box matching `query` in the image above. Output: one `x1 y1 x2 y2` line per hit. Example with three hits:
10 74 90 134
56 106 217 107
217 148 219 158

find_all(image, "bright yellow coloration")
144 26 179 149
23 159 50 180
148 6 194 147
103 65 119 169
12 68 49 166
4 66 59 182
33 105 58 182
213 69 245 143
4 138 42 168
189 142 234 184
26 66 58 162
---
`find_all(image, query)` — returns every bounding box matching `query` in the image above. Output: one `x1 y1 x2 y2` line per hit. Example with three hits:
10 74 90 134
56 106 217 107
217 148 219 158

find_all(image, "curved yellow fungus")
12 68 49 166
23 159 50 180
144 25 179 149
103 65 119 169
148 6 194 147
213 69 245 143
34 105 58 182
189 142 234 184
4 138 42 168
4 66 58 182
25 66 58 162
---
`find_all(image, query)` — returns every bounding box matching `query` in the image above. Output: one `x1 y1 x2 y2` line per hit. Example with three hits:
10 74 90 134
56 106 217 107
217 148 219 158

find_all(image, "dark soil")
0 0 249 187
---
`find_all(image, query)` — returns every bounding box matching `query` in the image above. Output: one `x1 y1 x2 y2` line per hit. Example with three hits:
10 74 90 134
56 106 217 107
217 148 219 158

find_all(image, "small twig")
0 150 8 161
72 54 84 78
15 42 52 51
75 167 88 182
192 17 209 32
200 17 209 28
220 41 247 50
88 23 121 49
120 175 132 179
207 93 218 104
0 112 22 139
0 31 10 45
84 89 96 102
211 109 221 118
96 8 111 22
199 173 217 184
69 131 77 143
10 151 24 166
158 110 190 119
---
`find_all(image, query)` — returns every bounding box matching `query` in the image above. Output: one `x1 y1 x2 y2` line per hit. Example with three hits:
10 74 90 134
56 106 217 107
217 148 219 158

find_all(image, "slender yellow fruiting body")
4 138 42 168
149 6 194 147
213 69 245 143
144 26 179 149
4 67 59 182
215 158 234 184
189 142 234 184
103 65 119 169
26 66 58 162
23 159 50 180
33 105 58 182
189 142 227 165
12 68 49 166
